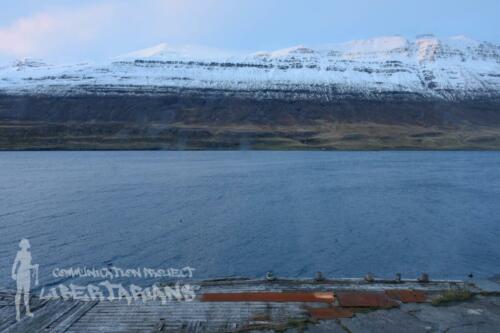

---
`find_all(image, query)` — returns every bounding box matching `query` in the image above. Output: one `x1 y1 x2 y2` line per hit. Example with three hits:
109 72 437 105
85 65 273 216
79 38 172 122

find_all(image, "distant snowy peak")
448 35 480 48
116 43 237 61
252 45 316 58
411 35 496 63
8 35 497 67
118 35 499 63
337 36 409 54
119 43 172 59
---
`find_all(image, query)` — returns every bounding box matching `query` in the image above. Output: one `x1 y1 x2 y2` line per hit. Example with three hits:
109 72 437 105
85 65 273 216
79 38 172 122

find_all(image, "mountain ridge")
1 35 499 101
0 35 499 150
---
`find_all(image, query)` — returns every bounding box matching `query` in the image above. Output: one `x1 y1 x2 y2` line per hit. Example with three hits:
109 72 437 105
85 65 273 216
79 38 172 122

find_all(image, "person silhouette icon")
11 239 38 321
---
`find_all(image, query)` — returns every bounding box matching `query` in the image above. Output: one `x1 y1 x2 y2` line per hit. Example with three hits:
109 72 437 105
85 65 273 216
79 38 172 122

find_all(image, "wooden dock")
1 278 499 332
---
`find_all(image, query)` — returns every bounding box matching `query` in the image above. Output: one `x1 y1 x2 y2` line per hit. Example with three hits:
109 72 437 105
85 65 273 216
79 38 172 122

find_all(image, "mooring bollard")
266 271 276 281
418 273 430 283
314 271 325 282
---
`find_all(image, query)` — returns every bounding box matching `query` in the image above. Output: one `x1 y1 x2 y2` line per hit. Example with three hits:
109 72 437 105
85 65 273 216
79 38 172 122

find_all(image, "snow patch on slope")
0 35 499 101
448 35 480 48
253 45 316 58
117 43 236 61
338 36 409 57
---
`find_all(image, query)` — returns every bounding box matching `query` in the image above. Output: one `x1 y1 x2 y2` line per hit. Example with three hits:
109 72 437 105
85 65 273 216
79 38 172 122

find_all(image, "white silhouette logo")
10 239 196 319
11 239 38 322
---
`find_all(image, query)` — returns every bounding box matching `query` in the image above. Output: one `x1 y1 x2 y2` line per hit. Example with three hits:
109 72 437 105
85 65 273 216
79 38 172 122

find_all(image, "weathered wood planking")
43 301 98 333
0 307 17 332
0 279 462 332
3 300 78 333
64 300 306 333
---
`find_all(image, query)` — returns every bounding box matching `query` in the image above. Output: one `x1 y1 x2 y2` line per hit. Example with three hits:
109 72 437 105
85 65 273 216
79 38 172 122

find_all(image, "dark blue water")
1 151 499 288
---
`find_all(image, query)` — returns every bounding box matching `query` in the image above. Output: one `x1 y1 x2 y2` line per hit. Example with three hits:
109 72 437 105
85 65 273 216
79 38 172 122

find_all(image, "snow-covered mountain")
1 35 499 101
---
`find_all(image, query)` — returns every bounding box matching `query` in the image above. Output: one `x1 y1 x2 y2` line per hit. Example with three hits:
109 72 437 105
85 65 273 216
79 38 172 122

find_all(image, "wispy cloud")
0 3 114 60
0 0 498 62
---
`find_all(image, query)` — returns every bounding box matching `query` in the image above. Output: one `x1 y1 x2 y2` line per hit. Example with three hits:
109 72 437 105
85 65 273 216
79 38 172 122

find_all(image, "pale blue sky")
0 0 499 62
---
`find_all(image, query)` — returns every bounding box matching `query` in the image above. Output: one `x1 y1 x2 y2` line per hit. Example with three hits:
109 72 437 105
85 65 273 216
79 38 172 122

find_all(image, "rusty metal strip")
385 290 427 303
309 307 354 319
200 292 334 303
336 292 399 308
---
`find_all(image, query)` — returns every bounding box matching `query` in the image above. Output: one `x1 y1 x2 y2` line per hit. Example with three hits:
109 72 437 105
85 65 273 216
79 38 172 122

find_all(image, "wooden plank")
181 321 205 333
3 300 78 333
66 302 162 333
63 300 307 332
0 307 16 332
47 301 98 333
153 318 167 332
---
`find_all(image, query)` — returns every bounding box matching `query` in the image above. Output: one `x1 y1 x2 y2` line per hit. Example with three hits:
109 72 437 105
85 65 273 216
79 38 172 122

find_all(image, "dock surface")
1 278 499 332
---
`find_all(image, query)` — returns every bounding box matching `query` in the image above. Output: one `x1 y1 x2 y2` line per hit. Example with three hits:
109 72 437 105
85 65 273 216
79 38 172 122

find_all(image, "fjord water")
1 151 499 287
